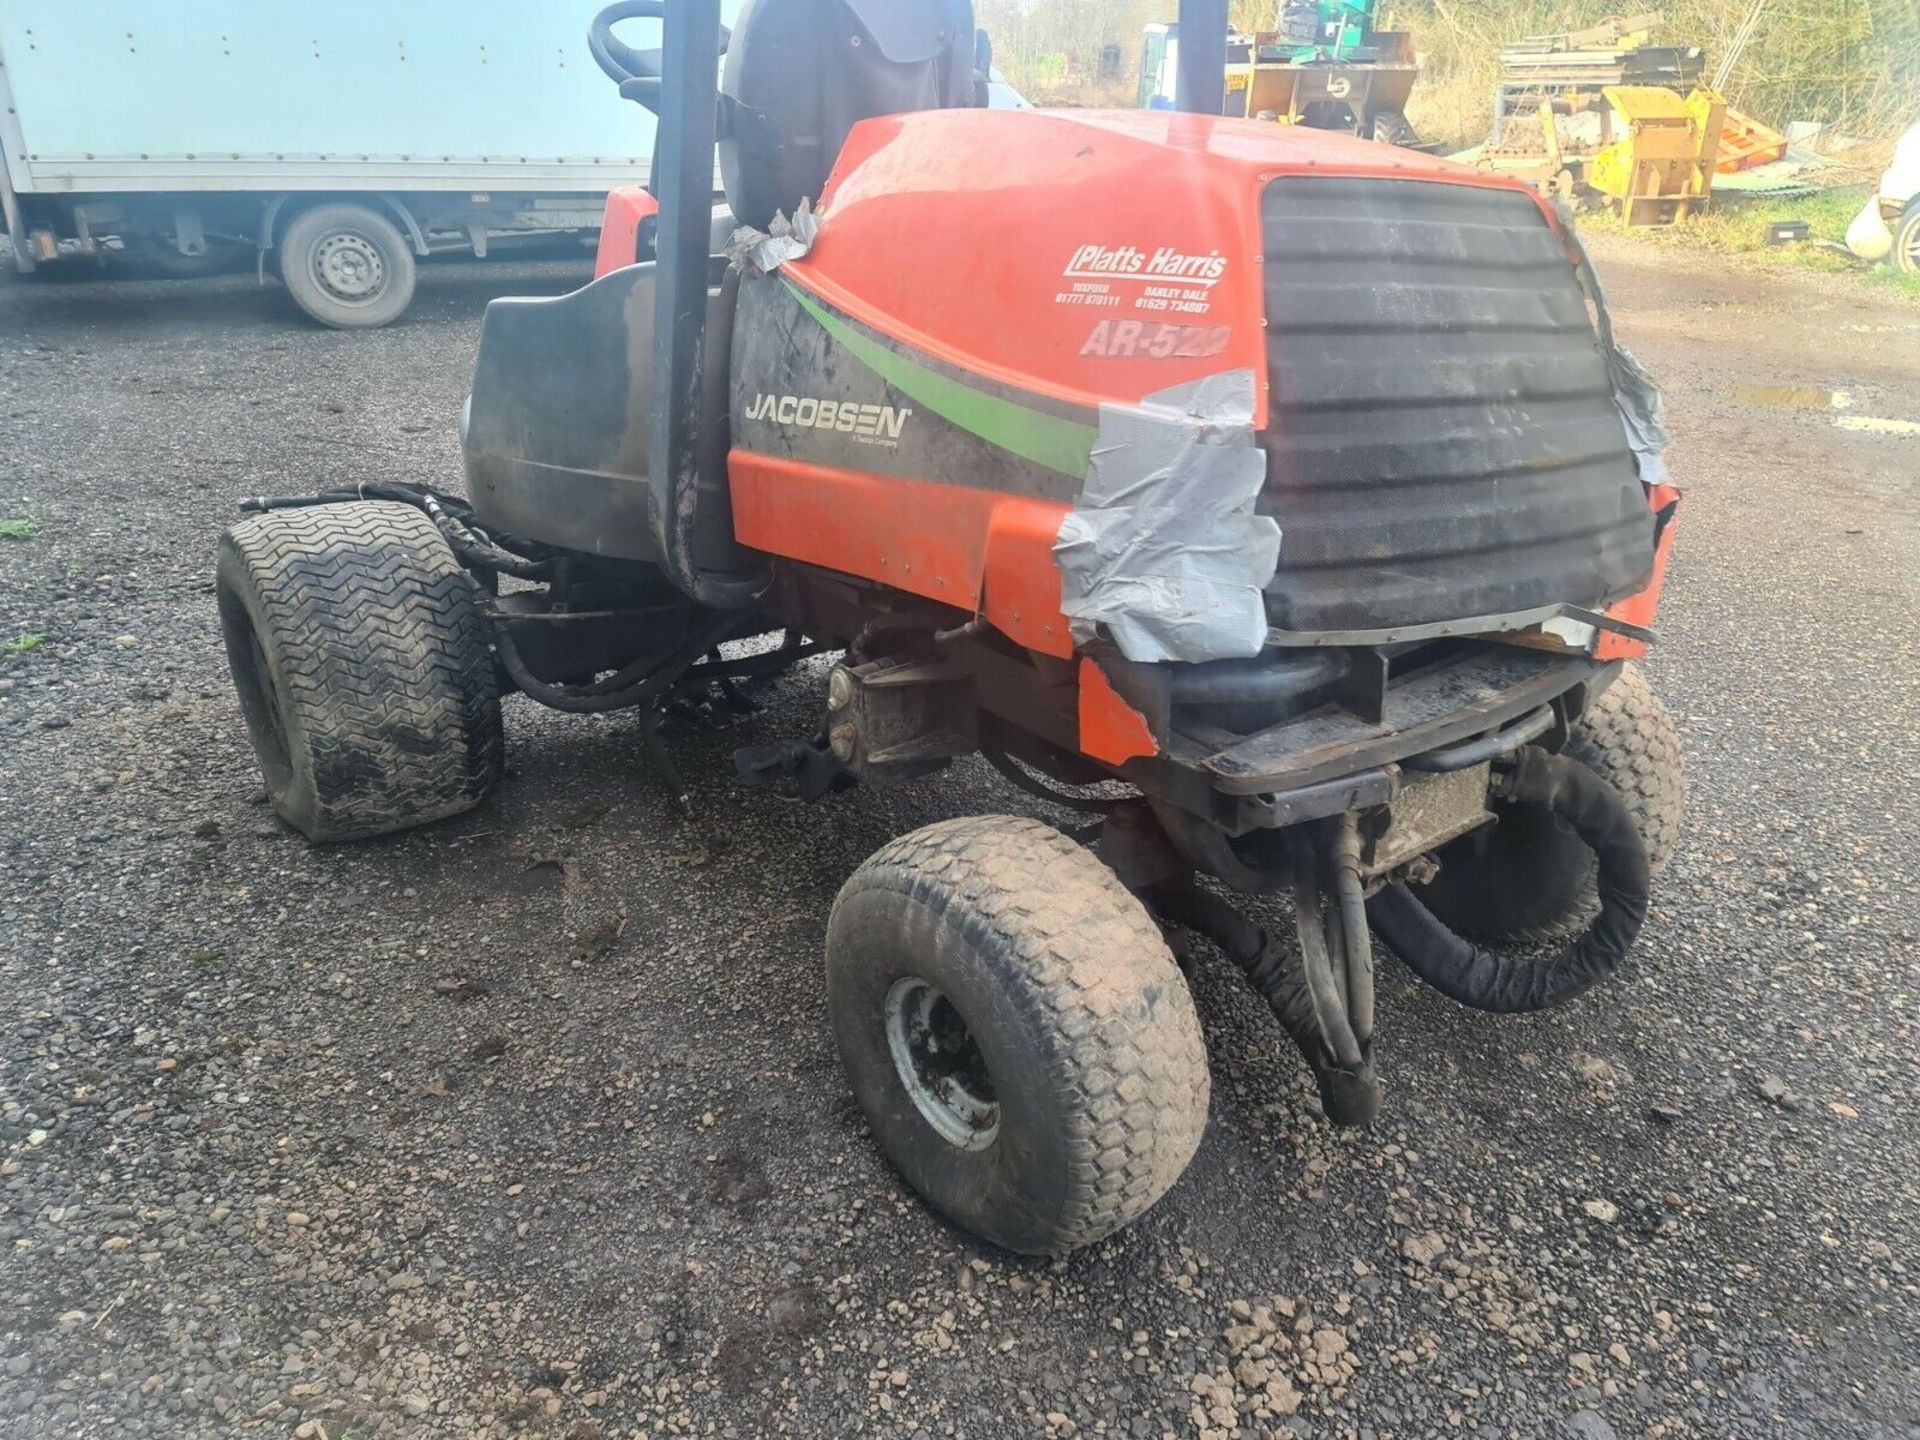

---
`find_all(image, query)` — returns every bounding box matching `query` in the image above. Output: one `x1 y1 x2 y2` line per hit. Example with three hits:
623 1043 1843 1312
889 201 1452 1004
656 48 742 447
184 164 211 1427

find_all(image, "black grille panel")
1258 178 1655 634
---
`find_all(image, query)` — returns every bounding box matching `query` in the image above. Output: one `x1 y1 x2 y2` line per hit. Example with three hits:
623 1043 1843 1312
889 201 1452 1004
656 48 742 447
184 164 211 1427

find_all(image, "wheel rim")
884 977 999 1150
311 230 387 304
1901 217 1920 273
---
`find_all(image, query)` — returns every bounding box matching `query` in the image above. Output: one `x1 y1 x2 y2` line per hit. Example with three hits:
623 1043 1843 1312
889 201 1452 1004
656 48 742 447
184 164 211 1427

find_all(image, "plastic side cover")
1052 370 1281 665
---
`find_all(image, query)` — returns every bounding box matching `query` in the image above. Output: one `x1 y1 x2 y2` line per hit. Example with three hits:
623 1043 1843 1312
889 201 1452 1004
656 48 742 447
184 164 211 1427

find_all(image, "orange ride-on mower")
216 0 1684 1255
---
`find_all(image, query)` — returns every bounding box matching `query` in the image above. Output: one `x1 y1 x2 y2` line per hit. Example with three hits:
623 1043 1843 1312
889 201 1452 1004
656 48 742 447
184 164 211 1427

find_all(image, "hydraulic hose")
1149 870 1379 1127
1291 860 1365 1072
1331 814 1374 1045
239 483 554 580
980 744 1131 814
1167 650 1350 707
494 607 742 714
1368 747 1650 1013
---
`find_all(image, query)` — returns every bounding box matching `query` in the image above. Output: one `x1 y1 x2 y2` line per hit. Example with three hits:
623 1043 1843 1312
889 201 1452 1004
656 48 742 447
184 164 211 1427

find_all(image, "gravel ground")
1 240 1916 1440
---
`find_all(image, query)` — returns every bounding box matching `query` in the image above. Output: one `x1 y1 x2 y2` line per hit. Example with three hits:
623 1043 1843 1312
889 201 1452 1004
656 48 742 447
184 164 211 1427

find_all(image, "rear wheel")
217 501 503 841
279 203 417 328
826 816 1210 1255
1414 664 1682 942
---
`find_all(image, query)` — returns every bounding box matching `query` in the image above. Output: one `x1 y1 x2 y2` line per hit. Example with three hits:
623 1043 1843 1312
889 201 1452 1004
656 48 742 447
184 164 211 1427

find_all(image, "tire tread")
219 501 502 841
835 815 1209 1252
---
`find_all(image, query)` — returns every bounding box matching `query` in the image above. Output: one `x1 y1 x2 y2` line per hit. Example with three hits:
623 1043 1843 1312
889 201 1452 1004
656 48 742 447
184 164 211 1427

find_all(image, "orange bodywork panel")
729 452 1076 658
724 110 1556 658
722 109 1630 752
1078 659 1159 764
594 186 658 279
1597 482 1680 661
773 109 1536 420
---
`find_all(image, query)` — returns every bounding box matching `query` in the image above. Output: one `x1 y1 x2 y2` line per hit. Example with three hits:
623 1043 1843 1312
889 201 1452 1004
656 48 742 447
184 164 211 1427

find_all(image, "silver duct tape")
1054 369 1283 664
726 197 822 276
1604 340 1673 487
1566 226 1673 486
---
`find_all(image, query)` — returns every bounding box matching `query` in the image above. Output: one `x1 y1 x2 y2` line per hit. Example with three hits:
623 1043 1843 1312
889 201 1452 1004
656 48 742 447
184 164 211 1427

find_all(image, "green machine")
1142 3 1424 146
1275 0 1392 62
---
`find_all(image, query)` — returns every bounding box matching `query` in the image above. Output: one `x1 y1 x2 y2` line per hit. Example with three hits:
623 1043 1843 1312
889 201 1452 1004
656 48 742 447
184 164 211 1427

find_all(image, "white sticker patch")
1054 244 1228 316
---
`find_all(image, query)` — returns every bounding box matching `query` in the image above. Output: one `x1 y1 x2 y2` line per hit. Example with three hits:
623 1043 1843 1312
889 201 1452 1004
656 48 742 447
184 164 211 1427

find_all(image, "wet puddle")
1736 383 1852 410
1736 382 1917 439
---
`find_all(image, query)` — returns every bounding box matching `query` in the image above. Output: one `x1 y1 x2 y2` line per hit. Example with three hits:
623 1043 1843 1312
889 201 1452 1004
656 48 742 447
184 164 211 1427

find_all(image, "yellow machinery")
1223 28 1421 143
1587 85 1726 225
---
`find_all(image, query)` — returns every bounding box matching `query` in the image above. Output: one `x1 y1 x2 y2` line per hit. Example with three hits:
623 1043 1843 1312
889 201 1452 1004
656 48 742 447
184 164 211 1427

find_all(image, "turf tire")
826 816 1210 1255
217 500 503 842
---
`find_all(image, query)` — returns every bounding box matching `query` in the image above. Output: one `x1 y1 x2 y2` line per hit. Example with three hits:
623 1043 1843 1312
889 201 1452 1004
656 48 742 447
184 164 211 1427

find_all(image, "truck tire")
826 816 1210 1256
217 501 503 842
1412 664 1682 943
278 203 417 328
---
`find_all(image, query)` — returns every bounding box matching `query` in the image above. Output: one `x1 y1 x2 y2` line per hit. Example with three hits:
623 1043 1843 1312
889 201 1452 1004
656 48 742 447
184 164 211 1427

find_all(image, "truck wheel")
279 203 417 328
1894 204 1920 277
826 816 1210 1256
1414 664 1682 942
216 500 503 842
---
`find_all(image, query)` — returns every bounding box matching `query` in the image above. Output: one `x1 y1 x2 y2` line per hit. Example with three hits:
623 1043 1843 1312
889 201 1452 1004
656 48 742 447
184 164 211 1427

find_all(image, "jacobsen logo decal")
1062 244 1227 285
743 394 914 446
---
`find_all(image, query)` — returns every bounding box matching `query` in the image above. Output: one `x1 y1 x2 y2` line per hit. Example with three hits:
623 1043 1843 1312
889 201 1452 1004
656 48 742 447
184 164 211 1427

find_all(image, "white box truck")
0 1 731 324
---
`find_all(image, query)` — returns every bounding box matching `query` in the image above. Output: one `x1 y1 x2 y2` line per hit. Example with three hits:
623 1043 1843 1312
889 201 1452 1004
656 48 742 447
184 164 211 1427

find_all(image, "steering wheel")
589 1 730 101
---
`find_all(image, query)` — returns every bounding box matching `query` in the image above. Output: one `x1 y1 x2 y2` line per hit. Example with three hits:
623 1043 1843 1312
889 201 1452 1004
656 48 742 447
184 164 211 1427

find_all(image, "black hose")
1291 853 1365 1071
1149 873 1379 1127
239 484 554 580
1368 747 1650 1013
680 640 830 683
495 608 741 714
1331 814 1373 1045
980 744 1130 814
415 492 553 581
1148 799 1291 894
1168 650 1350 707
1403 705 1554 773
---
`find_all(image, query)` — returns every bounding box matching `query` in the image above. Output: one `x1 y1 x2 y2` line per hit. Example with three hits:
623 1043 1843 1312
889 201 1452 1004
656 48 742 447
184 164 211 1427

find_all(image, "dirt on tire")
826 814 1211 1255
216 500 504 841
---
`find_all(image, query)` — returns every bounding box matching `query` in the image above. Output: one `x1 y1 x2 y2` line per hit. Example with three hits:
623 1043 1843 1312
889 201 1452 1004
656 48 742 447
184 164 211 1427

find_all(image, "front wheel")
278 202 417 328
826 816 1210 1255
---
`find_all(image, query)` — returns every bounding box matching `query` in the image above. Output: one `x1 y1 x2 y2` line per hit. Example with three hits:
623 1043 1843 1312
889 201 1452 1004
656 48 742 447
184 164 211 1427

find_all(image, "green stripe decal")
785 281 1097 480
